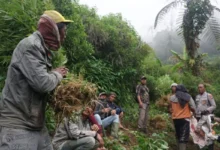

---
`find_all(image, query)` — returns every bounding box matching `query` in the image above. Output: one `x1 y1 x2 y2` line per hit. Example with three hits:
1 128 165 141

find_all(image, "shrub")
156 75 174 96
150 115 167 130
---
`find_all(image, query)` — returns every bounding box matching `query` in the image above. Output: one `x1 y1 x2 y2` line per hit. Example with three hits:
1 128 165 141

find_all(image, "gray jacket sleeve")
18 47 62 93
207 94 216 113
189 97 196 110
65 119 96 139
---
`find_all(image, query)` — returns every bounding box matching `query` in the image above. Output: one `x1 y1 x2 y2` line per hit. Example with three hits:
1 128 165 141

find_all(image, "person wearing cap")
168 83 178 114
99 92 107 101
171 83 178 94
0 10 72 149
136 76 150 134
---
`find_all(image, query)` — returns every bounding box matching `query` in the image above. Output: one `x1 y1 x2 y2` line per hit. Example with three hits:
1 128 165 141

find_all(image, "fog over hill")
80 0 220 61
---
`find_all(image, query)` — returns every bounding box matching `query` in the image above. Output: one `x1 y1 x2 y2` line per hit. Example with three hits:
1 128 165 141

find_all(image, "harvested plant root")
51 75 98 123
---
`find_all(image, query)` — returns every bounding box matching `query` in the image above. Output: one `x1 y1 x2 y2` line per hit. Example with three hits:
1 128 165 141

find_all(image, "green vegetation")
154 0 220 75
1 0 220 149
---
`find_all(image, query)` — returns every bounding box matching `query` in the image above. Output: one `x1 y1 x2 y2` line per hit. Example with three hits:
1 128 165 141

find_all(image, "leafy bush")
145 75 158 101
133 133 169 150
45 107 56 136
178 72 203 98
156 75 174 96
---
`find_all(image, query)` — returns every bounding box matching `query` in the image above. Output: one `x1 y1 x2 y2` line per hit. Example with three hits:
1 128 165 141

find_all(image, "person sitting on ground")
52 107 105 150
94 93 120 138
169 84 196 150
107 92 127 130
99 92 107 101
88 111 103 137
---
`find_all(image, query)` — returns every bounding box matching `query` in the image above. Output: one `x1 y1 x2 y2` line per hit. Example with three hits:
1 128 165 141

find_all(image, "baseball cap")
44 10 73 24
99 92 107 97
141 76 147 80
171 83 178 88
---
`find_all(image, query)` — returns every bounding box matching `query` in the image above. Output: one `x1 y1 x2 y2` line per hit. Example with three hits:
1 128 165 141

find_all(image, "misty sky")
79 0 220 43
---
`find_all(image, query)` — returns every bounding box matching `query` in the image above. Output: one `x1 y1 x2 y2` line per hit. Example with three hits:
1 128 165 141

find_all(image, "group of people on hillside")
136 76 220 150
0 9 220 150
168 83 217 150
0 10 128 150
52 92 126 150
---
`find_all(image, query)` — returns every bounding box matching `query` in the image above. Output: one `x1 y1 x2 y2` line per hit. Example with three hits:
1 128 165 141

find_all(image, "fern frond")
201 17 220 44
154 0 184 28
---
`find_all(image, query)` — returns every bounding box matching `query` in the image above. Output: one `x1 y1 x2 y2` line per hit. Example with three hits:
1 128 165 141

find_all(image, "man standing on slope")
0 10 72 150
136 76 150 134
195 84 216 150
195 84 216 120
170 85 196 150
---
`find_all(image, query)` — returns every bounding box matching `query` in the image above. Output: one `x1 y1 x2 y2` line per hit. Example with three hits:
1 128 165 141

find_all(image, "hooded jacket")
52 117 96 150
0 31 62 130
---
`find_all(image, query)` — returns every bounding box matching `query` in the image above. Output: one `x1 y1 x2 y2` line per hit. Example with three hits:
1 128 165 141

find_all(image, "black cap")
141 76 147 80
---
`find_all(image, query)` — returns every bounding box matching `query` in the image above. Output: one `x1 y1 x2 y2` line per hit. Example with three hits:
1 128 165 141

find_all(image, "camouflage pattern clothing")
136 84 150 131
136 84 150 104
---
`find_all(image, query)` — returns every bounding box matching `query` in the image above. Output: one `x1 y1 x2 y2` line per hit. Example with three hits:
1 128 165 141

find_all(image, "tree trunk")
183 1 200 76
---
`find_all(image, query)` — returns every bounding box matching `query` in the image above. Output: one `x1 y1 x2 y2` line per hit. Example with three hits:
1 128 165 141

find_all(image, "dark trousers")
173 119 190 143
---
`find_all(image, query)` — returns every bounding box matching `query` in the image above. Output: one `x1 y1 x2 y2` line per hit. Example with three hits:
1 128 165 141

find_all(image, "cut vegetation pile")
156 95 170 109
51 75 98 122
150 115 167 130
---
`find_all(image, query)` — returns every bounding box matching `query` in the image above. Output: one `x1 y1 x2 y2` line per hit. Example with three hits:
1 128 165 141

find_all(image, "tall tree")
154 0 220 75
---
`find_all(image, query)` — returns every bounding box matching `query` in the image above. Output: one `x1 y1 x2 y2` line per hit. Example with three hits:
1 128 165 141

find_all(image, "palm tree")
154 0 220 75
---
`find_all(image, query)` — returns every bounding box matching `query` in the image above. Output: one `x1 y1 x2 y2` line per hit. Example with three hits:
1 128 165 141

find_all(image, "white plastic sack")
190 115 218 149
190 116 206 149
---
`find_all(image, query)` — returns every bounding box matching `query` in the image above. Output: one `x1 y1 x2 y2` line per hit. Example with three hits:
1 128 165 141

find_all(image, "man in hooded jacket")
0 10 72 150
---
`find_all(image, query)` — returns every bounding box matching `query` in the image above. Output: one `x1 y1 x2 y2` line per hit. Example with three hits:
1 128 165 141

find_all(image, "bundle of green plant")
51 74 98 123
150 115 167 130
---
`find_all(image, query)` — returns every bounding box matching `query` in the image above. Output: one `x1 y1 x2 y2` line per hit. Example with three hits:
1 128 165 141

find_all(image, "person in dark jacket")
99 92 107 101
107 92 127 130
94 93 120 138
0 10 72 150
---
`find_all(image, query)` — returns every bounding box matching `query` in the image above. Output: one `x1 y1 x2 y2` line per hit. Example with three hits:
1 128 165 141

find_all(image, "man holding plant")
0 10 71 150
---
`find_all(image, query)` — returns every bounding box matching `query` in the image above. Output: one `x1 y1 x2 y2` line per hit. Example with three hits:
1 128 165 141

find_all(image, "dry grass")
156 95 170 108
50 74 98 122
150 115 167 130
